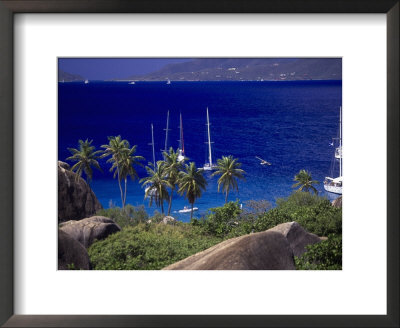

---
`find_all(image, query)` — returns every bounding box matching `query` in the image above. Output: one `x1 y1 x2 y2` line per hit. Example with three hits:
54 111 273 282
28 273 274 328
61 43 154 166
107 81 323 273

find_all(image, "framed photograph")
0 1 398 327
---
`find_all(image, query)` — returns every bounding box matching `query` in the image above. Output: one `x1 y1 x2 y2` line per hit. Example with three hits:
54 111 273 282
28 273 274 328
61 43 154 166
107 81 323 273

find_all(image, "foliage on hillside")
88 192 342 270
88 223 222 270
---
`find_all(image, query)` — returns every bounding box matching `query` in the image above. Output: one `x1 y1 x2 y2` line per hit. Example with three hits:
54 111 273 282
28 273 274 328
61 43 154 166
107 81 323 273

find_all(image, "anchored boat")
177 112 185 162
324 106 343 194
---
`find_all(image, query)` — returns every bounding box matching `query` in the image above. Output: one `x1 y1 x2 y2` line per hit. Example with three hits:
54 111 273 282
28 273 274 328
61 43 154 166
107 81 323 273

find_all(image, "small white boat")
178 206 198 213
166 79 171 85
129 81 135 85
324 106 342 195
255 156 271 166
203 107 218 171
84 79 89 84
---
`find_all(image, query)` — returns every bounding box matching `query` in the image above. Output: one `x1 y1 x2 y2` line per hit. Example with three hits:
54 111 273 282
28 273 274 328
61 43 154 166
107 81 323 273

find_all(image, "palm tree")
212 155 245 203
119 144 145 208
66 139 102 185
101 136 129 208
292 169 319 194
178 162 207 220
140 161 170 214
163 147 185 215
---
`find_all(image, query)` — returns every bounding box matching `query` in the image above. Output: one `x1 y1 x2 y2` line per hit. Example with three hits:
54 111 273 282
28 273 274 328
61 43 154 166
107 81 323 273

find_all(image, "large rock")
268 222 321 257
332 196 342 208
58 161 102 222
58 229 90 270
59 216 121 248
164 231 296 270
163 221 321 270
160 216 176 224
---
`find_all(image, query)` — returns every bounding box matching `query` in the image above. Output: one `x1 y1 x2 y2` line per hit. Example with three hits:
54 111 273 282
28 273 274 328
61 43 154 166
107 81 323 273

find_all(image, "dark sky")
58 58 192 80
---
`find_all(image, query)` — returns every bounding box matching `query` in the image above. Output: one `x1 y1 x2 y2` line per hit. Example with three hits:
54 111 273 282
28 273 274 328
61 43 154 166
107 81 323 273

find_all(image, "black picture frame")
0 1 398 327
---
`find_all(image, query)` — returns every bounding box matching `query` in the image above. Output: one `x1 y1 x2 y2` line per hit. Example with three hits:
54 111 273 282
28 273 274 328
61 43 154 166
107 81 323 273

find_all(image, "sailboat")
166 79 171 85
177 113 185 162
145 124 157 197
324 106 343 194
203 107 218 171
84 79 89 84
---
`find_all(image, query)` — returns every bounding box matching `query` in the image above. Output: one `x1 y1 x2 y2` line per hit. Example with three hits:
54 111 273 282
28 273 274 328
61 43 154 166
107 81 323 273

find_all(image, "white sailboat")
84 79 89 84
203 107 218 171
166 79 171 85
324 106 343 194
177 113 185 162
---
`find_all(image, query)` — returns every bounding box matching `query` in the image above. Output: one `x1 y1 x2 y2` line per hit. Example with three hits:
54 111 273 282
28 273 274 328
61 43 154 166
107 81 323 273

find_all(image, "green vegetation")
88 191 341 270
140 161 171 214
88 223 222 270
178 162 207 219
212 155 245 203
66 139 102 185
162 147 185 215
96 204 149 229
295 234 342 270
292 169 319 194
254 192 341 236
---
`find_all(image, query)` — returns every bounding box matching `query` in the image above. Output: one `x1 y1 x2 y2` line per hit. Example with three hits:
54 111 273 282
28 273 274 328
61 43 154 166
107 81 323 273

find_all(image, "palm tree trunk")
225 190 229 203
190 203 194 220
123 178 127 209
116 166 124 208
167 189 174 216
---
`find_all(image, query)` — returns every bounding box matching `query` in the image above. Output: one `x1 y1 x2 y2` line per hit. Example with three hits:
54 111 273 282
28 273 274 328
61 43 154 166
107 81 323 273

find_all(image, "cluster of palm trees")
65 137 246 219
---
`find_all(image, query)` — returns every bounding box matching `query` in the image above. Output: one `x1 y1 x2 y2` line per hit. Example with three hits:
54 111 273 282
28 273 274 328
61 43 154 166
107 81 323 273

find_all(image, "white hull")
324 183 342 194
178 207 198 213
203 164 217 171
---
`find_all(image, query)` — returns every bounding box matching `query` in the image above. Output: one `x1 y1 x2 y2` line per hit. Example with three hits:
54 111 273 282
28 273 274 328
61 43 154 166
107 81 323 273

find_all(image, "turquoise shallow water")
58 80 342 222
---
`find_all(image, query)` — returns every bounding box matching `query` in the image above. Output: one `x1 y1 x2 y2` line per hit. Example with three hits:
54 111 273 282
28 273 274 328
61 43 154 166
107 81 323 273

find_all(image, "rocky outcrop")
58 229 90 270
58 161 102 222
163 222 321 270
268 222 321 257
164 231 296 270
59 216 121 248
332 196 342 208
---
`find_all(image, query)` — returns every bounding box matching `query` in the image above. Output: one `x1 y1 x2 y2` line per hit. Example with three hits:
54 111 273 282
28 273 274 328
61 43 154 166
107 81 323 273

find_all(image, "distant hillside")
127 58 341 81
58 69 85 82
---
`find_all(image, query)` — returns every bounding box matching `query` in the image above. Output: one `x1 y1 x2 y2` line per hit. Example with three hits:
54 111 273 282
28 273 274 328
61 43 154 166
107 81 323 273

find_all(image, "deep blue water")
58 80 342 222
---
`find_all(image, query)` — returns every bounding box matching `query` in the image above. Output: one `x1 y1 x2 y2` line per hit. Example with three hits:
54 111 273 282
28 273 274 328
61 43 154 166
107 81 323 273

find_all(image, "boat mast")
163 110 170 155
180 113 185 155
206 107 212 166
339 106 342 177
151 124 156 168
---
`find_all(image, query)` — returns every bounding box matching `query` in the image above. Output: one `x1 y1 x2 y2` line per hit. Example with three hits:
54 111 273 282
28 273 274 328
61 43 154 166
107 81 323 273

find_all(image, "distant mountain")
126 58 341 81
58 69 85 82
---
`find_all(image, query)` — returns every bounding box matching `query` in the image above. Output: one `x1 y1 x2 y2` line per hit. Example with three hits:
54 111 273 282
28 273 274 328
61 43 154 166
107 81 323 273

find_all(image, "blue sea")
58 80 342 222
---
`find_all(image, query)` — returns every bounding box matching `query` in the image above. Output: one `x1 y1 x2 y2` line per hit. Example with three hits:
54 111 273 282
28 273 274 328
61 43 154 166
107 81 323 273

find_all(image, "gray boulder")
59 216 121 248
163 221 321 270
163 230 296 270
332 196 342 208
58 161 102 222
160 216 176 224
268 222 321 257
58 229 90 270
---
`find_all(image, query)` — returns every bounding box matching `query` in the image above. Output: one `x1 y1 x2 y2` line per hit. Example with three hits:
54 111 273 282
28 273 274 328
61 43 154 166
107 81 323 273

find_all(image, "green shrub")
254 192 341 236
96 204 149 228
88 223 222 270
295 234 342 270
191 202 243 237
